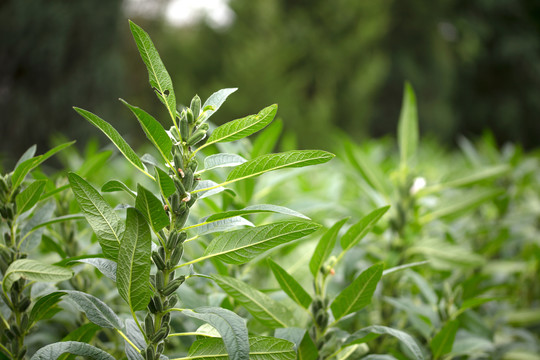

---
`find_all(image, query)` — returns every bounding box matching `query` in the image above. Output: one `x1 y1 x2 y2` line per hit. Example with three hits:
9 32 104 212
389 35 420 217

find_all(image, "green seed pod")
145 346 155 360
180 116 189 142
152 251 166 271
171 243 184 264
17 297 31 312
175 208 189 228
178 232 187 244
17 347 27 359
311 297 324 314
20 314 29 332
147 298 157 314
187 192 198 207
182 169 194 191
167 231 179 249
166 294 179 308
4 328 15 341
174 153 184 173
161 312 171 326
173 177 186 196
158 246 166 261
186 130 206 147
315 309 328 329
168 271 176 281
151 327 168 343
171 193 180 213
0 207 7 219
186 108 194 126
11 324 21 337
153 295 163 312
190 95 201 121
145 314 155 338
156 271 165 291
163 276 185 296
156 342 165 356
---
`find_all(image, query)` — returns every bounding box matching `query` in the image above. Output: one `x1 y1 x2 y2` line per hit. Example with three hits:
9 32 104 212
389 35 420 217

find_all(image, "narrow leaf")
68 172 124 259
344 325 424 360
77 258 117 282
344 141 391 197
15 179 47 214
30 341 114 360
135 184 170 232
298 331 319 360
202 153 247 173
187 336 295 360
310 218 348 277
61 290 123 329
194 216 254 236
252 119 283 158
155 166 176 198
207 204 310 222
74 107 148 177
225 150 335 183
330 263 383 320
430 320 459 359
101 180 137 198
202 221 321 265
121 99 172 160
200 88 238 122
2 259 73 293
14 144 36 171
117 208 152 311
183 307 249 360
398 82 418 166
58 324 101 360
30 292 65 324
340 206 390 252
129 21 176 120
268 259 312 309
206 105 277 146
213 274 296 328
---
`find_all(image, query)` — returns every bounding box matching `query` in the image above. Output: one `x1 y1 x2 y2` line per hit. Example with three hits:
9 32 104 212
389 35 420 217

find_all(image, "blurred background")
2 0 540 167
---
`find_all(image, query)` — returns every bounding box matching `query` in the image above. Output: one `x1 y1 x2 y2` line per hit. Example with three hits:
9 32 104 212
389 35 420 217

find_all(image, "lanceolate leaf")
68 172 124 259
15 179 47 214
268 259 312 309
11 141 75 191
73 107 149 177
194 216 254 236
117 208 152 311
252 119 283 158
14 144 36 171
201 221 321 265
213 275 296 328
344 325 424 360
182 307 249 360
101 180 137 198
310 218 348 277
206 204 310 222
206 105 277 146
430 320 459 359
398 82 419 167
225 150 335 184
77 258 118 282
135 184 170 232
61 290 123 329
200 88 238 123
129 21 176 120
121 99 172 160
29 341 115 360
187 336 295 360
202 153 247 173
155 166 176 198
330 263 383 321
2 259 73 293
58 324 101 360
340 206 390 252
30 292 65 324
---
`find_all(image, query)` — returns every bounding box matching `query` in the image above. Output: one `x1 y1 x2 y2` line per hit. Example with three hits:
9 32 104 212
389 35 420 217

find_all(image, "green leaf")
187 336 295 360
29 214 85 233
155 166 176 198
206 204 310 222
183 307 249 360
58 324 101 360
101 180 137 198
15 179 47 214
225 150 335 184
73 107 149 177
213 274 296 328
77 258 117 282
206 105 277 146
121 99 172 161
129 21 176 120
194 216 254 236
398 82 418 167
419 189 504 224
201 221 321 265
11 141 75 190
123 319 146 360
382 261 430 277
2 259 73 293
340 206 390 252
310 218 348 277
68 173 124 259
14 144 36 171
201 153 247 173
30 292 65 324
298 331 319 360
344 325 424 360
200 88 238 122
330 263 383 320
252 119 283 158
453 297 498 318
135 184 170 232
29 341 114 360
61 290 122 329
430 320 459 359
268 259 312 309
117 208 152 311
